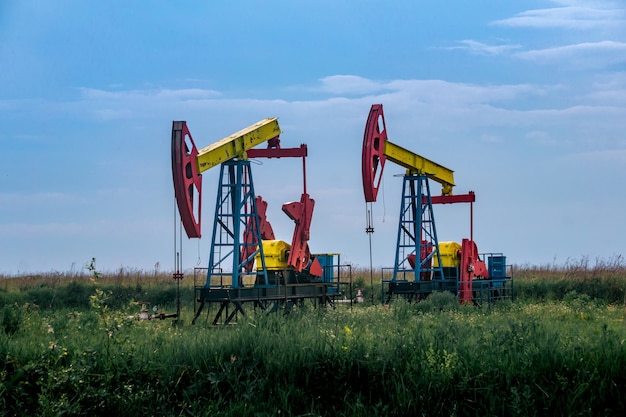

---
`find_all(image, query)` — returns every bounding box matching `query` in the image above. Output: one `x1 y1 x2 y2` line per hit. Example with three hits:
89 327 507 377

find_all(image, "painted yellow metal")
433 241 462 267
255 239 291 271
195 118 281 173
384 140 455 195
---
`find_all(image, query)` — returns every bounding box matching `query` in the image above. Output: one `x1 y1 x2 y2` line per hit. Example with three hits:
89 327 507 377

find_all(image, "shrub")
414 291 460 313
1 304 22 335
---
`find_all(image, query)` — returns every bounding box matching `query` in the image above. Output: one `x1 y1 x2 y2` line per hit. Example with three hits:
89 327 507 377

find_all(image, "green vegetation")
514 255 626 304
1 259 625 416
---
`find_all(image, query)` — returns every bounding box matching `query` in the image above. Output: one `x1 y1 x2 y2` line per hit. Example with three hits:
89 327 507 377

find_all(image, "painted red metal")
459 238 489 303
241 196 275 272
407 240 434 281
282 193 317 274
362 104 388 203
308 257 323 277
255 197 276 241
458 239 475 304
429 191 476 243
246 144 307 159
247 139 317 275
429 192 475 204
171 121 202 238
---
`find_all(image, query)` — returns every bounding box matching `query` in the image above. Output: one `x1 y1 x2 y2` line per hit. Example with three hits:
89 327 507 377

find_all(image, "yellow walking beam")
195 117 281 173
384 140 455 195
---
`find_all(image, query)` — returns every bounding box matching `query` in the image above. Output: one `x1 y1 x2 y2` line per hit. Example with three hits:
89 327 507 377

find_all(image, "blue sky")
1 0 625 274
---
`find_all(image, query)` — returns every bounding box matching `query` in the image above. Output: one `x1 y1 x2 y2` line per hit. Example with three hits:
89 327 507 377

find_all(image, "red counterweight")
407 240 434 281
283 194 322 275
241 196 275 272
459 239 489 303
362 104 388 203
171 121 202 238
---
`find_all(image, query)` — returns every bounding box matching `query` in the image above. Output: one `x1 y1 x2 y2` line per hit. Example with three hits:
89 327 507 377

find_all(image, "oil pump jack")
362 104 512 304
172 118 341 325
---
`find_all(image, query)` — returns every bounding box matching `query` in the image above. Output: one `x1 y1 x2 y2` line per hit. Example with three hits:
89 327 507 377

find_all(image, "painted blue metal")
488 255 507 279
315 254 335 283
392 174 445 283
312 253 342 294
204 160 268 288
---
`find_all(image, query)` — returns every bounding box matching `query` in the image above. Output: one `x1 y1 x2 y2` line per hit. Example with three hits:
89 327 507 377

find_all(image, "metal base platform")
383 278 514 305
192 282 341 325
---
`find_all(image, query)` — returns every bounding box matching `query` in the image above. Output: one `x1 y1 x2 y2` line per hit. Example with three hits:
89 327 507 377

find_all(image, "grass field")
1 258 625 416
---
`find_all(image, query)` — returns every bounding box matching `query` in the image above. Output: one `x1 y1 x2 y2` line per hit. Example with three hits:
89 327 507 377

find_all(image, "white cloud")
525 130 559 146
569 148 626 162
318 75 387 95
586 73 626 105
0 192 86 207
0 222 95 238
445 40 522 56
22 77 623 153
479 134 504 143
94 108 134 121
0 218 167 239
514 41 626 67
492 2 626 30
79 87 222 101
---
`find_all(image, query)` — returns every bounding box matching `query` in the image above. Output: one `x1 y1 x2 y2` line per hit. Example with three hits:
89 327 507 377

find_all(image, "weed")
1 304 22 335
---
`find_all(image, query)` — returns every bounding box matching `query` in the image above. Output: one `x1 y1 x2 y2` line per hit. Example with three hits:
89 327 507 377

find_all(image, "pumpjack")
172 118 342 325
362 104 513 305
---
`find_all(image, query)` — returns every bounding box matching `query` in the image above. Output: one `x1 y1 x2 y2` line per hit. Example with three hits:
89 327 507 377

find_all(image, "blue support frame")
392 174 444 283
204 159 268 288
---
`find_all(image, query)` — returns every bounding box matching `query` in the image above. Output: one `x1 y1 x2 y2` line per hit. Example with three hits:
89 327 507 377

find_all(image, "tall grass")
2 296 626 415
1 258 626 415
0 265 195 312
513 255 626 304
2 255 624 318
2 255 625 313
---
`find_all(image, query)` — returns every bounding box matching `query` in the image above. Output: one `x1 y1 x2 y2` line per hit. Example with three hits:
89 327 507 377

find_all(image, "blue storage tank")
488 255 507 279
314 253 339 283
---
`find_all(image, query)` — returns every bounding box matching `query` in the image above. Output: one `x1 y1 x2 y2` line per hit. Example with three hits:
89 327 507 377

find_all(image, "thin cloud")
0 191 86 207
587 89 626 105
383 79 543 104
514 40 626 66
75 87 224 121
492 2 626 30
569 149 626 162
525 130 559 146
479 134 504 143
317 75 387 95
586 77 626 105
79 87 222 101
93 108 134 121
445 40 522 56
0 219 156 239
